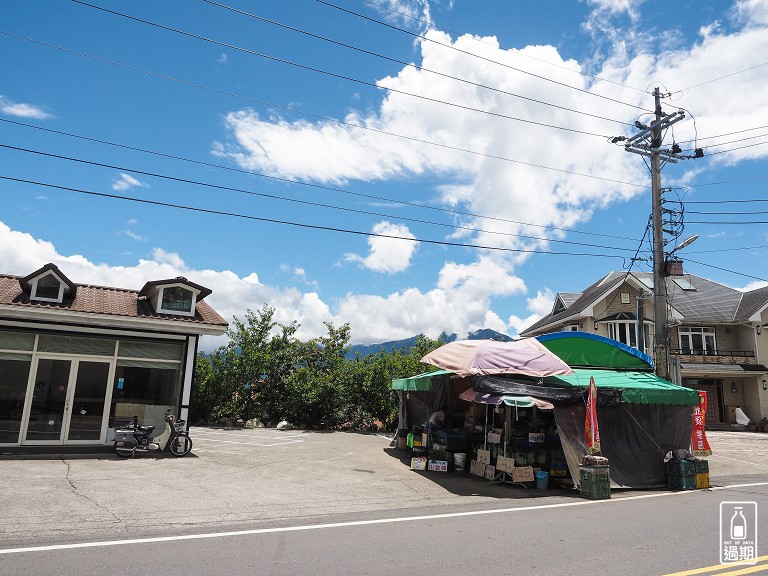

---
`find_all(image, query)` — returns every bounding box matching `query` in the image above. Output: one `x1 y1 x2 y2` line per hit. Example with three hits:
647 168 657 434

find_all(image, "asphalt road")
1 430 767 575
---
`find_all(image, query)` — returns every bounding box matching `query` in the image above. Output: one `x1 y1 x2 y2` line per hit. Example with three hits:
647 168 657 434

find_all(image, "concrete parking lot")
1 429 766 548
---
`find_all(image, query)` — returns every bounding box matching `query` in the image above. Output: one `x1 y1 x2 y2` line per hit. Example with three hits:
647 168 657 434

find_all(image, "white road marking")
2 482 767 555
193 437 304 447
710 454 768 469
193 430 305 440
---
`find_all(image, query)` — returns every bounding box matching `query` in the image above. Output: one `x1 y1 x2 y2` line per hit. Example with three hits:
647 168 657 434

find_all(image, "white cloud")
119 229 147 242
112 173 149 191
212 3 768 336
507 288 555 336
0 220 528 348
734 0 768 26
586 0 643 19
0 95 52 119
370 0 433 32
214 30 649 270
6 3 768 349
344 221 417 273
217 53 228 65
740 280 768 291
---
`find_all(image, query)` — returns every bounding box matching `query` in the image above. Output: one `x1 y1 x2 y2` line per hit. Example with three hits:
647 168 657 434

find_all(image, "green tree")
283 322 351 428
191 314 446 431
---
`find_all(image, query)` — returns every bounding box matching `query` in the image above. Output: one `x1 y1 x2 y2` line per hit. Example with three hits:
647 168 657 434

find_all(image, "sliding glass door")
22 358 113 444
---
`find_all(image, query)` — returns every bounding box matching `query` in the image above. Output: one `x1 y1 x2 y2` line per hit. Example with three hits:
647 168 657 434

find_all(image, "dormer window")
139 277 211 318
160 286 193 314
22 265 75 304
34 273 62 301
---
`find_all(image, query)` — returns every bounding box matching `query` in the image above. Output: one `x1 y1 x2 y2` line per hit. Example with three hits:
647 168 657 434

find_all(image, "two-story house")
520 271 768 427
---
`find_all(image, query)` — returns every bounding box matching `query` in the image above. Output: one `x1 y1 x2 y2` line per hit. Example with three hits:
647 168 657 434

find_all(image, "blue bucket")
535 470 549 489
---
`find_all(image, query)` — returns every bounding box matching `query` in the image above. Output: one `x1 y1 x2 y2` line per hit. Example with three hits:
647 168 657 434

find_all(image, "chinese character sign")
721 502 758 565
692 390 713 457
584 376 601 455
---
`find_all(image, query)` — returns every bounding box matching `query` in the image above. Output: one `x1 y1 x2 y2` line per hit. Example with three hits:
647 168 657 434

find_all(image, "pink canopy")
421 338 574 378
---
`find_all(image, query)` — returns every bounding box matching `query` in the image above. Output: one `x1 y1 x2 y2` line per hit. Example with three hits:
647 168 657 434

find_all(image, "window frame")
678 326 717 355
156 284 198 317
29 272 65 303
608 320 651 353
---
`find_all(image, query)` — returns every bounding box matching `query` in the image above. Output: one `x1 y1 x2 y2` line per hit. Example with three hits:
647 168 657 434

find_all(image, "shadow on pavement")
0 445 200 460
383 446 579 500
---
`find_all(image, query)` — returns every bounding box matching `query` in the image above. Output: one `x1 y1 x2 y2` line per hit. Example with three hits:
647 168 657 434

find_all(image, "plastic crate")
680 475 697 490
668 473 696 490
579 466 611 500
581 481 611 500
667 459 696 476
695 472 710 489
443 432 468 451
694 459 709 474
580 465 610 484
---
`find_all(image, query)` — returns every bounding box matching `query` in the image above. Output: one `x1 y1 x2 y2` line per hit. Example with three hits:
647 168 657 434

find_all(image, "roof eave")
520 311 587 336
0 305 228 336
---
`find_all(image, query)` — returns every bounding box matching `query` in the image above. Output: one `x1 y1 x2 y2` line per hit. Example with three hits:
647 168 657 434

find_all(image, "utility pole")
650 88 669 380
614 88 702 380
636 290 646 354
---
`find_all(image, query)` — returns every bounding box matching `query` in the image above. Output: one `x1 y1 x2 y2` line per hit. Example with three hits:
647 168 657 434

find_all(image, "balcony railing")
669 348 755 358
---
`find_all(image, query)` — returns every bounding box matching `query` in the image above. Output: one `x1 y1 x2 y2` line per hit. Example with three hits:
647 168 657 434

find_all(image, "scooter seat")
137 425 154 434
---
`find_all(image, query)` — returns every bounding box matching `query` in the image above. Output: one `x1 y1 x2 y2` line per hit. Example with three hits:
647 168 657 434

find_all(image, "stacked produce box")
666 458 696 490
579 455 611 500
694 458 710 489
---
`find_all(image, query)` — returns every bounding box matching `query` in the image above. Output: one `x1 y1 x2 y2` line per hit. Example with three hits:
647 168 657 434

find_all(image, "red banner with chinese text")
692 390 713 457
584 376 601 455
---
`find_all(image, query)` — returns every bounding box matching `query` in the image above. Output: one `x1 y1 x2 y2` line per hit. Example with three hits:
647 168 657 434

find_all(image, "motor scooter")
114 413 192 458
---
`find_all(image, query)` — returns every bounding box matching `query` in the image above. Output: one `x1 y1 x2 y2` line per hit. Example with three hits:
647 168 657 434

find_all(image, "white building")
0 263 228 447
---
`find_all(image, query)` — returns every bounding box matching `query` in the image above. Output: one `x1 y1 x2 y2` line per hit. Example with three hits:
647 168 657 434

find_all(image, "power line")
687 244 768 254
684 198 768 205
686 220 768 225
0 175 638 260
669 175 768 189
678 61 768 92
686 209 768 215
70 1 612 138
0 33 646 193
0 142 636 252
682 257 768 283
676 125 768 145
201 0 631 127
316 0 652 114
0 118 642 241
361 0 648 94
593 215 653 324
680 132 768 152
705 140 768 156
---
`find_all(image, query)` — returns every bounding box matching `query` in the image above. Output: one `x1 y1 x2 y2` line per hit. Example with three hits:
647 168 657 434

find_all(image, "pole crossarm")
624 111 686 146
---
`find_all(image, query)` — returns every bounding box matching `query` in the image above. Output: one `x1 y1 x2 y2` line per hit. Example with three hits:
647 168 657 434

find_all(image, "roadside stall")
393 333 702 491
392 338 573 483
475 367 698 488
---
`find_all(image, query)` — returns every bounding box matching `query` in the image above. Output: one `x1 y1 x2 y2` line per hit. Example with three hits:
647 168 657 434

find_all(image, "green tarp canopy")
390 369 454 391
537 332 654 371
546 368 700 406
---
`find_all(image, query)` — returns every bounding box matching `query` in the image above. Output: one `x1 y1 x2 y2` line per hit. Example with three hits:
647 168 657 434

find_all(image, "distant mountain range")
345 328 512 359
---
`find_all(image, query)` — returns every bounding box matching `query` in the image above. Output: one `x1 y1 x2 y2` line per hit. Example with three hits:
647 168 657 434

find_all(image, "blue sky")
2 0 767 350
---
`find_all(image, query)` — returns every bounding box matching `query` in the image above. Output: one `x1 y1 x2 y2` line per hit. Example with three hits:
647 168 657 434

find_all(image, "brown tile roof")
0 274 228 328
